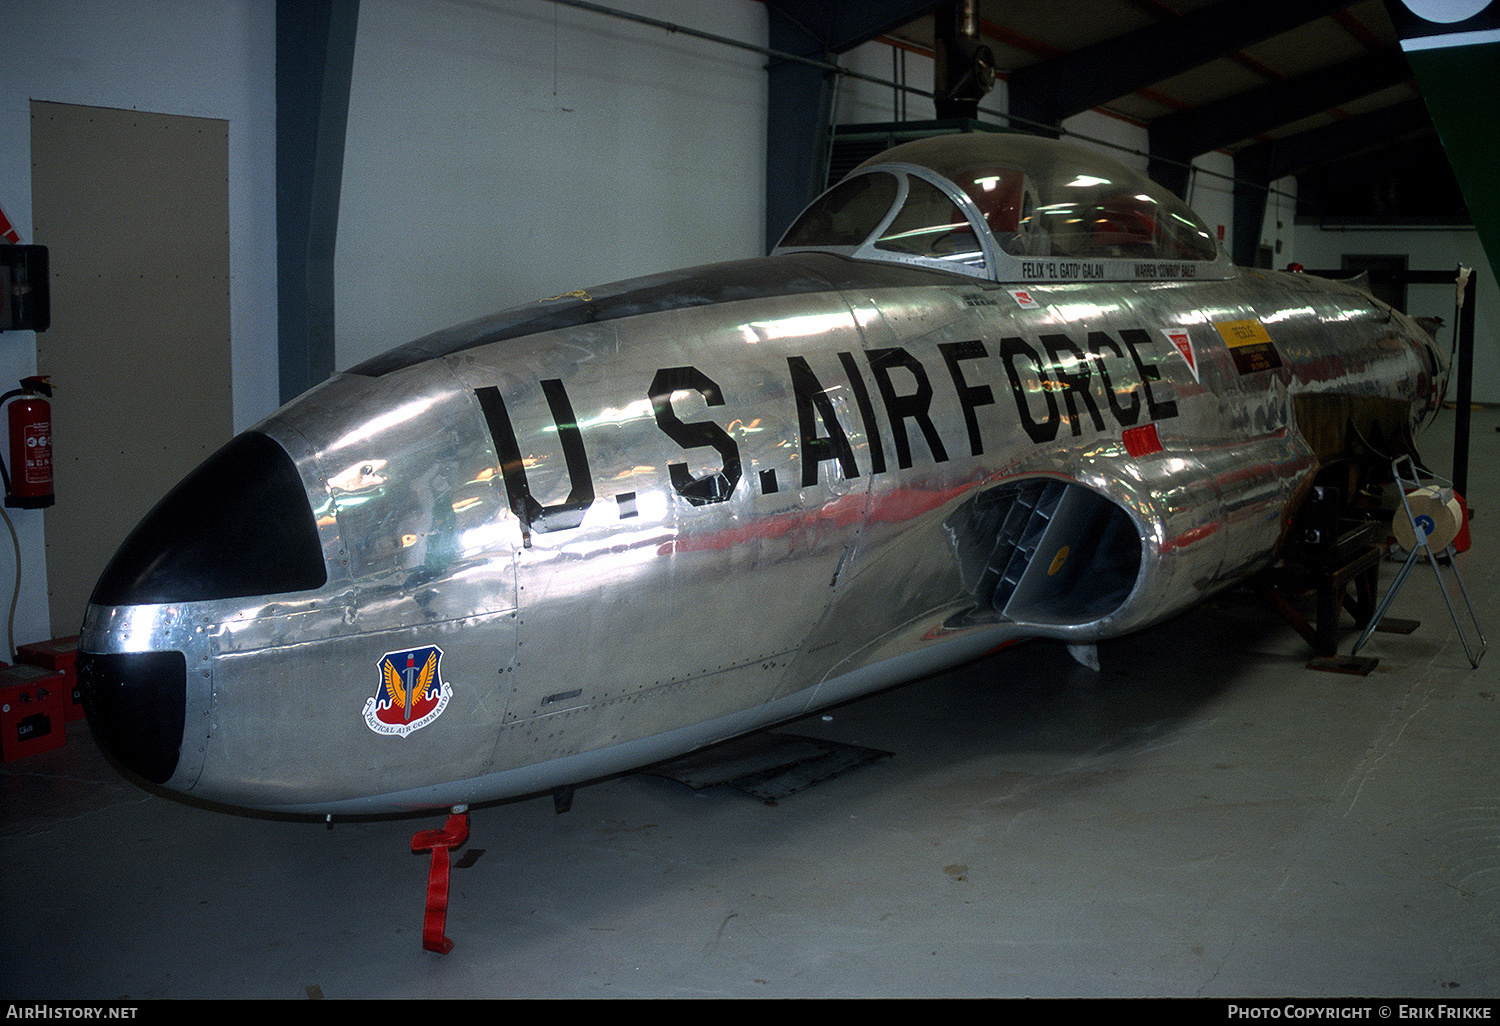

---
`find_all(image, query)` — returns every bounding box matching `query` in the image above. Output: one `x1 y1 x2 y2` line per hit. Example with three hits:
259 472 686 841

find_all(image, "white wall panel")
1259 175 1298 268
335 0 768 369
2 0 276 435
1061 110 1149 173
1186 150 1234 261
834 40 941 125
3 0 275 642
1294 225 1500 404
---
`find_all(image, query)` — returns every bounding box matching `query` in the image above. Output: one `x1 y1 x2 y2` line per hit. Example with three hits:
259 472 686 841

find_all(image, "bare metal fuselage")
78 252 1444 814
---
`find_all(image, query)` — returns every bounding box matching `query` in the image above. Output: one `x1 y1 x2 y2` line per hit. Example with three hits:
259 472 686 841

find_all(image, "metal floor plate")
642 731 893 800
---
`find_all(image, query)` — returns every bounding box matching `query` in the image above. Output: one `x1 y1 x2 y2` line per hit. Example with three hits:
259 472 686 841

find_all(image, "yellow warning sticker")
1047 545 1070 576
1212 318 1282 375
1213 319 1274 348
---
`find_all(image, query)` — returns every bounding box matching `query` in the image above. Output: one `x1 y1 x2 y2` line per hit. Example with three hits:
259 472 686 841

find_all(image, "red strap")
411 812 470 954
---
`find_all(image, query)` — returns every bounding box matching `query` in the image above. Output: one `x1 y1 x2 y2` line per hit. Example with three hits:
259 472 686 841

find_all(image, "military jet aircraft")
79 132 1447 821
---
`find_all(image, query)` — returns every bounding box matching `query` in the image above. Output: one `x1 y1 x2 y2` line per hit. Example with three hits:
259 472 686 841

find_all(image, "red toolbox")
0 662 68 760
16 635 80 721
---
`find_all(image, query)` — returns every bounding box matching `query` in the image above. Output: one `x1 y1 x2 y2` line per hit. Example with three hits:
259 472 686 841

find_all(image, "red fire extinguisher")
0 376 54 509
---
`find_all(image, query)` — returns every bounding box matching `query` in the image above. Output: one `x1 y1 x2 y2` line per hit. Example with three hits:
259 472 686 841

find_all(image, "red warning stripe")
1122 422 1163 457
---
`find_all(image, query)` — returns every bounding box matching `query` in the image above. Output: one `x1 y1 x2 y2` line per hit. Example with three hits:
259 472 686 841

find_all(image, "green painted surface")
1405 40 1500 286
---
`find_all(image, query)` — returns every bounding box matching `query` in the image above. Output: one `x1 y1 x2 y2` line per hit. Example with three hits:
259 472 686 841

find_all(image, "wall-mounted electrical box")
0 245 50 333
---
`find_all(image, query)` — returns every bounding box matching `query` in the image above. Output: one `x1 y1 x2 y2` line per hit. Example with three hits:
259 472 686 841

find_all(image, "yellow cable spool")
1393 486 1464 552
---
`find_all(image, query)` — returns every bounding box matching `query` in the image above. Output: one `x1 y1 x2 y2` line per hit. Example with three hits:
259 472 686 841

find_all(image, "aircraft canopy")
775 133 1233 284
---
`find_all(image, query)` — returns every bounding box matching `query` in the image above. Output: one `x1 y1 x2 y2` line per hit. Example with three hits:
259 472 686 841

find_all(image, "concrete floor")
4 409 1498 1000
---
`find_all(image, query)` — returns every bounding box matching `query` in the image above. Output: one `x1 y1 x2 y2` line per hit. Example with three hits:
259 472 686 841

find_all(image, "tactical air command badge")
363 645 453 737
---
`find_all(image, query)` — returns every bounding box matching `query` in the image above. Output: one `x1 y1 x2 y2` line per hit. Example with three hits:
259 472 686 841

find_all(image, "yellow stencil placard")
1213 319 1273 348
1213 318 1283 374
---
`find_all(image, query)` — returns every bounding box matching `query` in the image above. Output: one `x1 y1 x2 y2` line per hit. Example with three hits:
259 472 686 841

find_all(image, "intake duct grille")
949 479 1141 628
976 479 1065 612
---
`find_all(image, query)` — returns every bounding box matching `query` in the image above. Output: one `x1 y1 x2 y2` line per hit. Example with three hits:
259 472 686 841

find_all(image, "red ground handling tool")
16 635 80 720
0 662 67 760
410 807 470 954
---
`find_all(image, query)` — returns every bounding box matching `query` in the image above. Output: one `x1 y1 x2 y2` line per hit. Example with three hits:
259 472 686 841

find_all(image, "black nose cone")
90 431 326 606
80 430 328 787
77 650 186 785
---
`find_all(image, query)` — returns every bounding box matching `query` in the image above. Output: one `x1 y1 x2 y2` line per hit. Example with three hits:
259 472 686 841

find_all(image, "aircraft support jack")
1067 643 1100 672
411 806 470 954
1257 516 1383 672
1353 457 1486 668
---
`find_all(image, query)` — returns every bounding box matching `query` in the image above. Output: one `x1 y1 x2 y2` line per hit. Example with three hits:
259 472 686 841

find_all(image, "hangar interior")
3 0 1500 999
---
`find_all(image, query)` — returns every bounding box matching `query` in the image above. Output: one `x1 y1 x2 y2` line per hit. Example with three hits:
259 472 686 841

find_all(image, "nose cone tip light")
77 650 187 785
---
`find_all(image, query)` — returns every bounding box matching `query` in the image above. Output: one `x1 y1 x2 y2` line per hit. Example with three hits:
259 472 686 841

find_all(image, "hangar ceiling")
884 0 1414 143
762 0 1466 259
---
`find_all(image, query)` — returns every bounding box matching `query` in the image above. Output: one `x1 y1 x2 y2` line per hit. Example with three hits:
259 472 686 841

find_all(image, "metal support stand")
1257 504 1386 673
1353 457 1486 668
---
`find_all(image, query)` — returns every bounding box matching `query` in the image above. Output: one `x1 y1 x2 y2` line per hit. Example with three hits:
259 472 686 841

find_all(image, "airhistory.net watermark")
5 1007 138 1020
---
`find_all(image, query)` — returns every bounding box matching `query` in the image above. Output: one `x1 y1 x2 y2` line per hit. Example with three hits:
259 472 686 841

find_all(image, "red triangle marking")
1166 330 1197 379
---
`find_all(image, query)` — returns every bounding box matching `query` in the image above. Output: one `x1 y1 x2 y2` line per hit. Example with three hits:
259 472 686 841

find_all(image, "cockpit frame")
773 133 1237 286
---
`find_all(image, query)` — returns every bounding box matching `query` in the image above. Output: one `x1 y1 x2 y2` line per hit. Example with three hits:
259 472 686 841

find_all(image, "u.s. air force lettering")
472 326 1184 536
